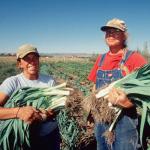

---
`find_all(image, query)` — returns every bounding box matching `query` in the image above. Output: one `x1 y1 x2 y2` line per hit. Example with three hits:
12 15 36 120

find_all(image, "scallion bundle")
96 64 150 146
0 83 72 150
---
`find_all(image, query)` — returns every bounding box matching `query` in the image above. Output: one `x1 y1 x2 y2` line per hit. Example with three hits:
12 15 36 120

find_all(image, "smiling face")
105 28 127 49
18 52 40 79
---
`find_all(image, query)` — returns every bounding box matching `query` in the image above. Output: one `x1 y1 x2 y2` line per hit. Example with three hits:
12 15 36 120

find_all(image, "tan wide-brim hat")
101 18 127 32
16 44 39 59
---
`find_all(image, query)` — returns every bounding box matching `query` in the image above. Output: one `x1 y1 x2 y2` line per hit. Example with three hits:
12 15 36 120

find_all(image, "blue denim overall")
95 51 139 150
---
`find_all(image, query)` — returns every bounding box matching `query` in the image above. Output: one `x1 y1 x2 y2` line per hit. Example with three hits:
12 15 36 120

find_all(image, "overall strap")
98 53 107 67
120 50 134 65
120 50 134 75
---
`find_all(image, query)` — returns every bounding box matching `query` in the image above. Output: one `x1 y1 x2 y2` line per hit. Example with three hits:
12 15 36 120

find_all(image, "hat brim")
17 51 39 59
100 26 124 32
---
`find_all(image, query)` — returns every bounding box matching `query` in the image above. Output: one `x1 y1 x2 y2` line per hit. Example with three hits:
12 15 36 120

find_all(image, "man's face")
19 52 39 76
105 28 126 48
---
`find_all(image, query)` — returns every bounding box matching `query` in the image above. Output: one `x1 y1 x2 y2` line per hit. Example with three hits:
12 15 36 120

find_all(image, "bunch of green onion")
0 83 72 150
96 64 150 147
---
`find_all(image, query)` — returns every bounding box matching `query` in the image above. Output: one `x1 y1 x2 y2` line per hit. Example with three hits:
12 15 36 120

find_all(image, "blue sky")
0 0 150 54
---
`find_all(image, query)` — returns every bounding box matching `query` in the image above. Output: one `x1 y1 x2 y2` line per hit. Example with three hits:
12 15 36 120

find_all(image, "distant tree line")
0 53 15 56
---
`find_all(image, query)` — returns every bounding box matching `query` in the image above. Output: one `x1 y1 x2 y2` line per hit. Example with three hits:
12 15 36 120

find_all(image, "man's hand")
16 106 43 124
39 108 54 121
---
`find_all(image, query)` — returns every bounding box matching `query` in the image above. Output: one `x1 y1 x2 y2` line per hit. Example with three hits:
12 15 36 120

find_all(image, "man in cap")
88 18 147 150
0 44 60 150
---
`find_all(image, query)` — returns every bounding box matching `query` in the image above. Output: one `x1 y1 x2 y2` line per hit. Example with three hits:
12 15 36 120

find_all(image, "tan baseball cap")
16 44 39 59
101 18 127 32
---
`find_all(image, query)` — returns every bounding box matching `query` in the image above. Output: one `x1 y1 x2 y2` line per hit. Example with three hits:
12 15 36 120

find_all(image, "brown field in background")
0 56 17 63
0 56 89 63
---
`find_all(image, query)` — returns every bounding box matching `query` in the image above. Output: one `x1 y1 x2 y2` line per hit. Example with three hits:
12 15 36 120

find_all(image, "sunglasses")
106 29 123 35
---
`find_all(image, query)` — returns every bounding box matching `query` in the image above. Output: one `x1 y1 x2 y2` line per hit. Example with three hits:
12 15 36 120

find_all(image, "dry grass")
0 56 16 63
0 56 89 63
40 56 89 63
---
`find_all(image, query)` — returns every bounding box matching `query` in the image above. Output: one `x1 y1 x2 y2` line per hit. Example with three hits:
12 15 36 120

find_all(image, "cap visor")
101 26 125 32
101 26 118 31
